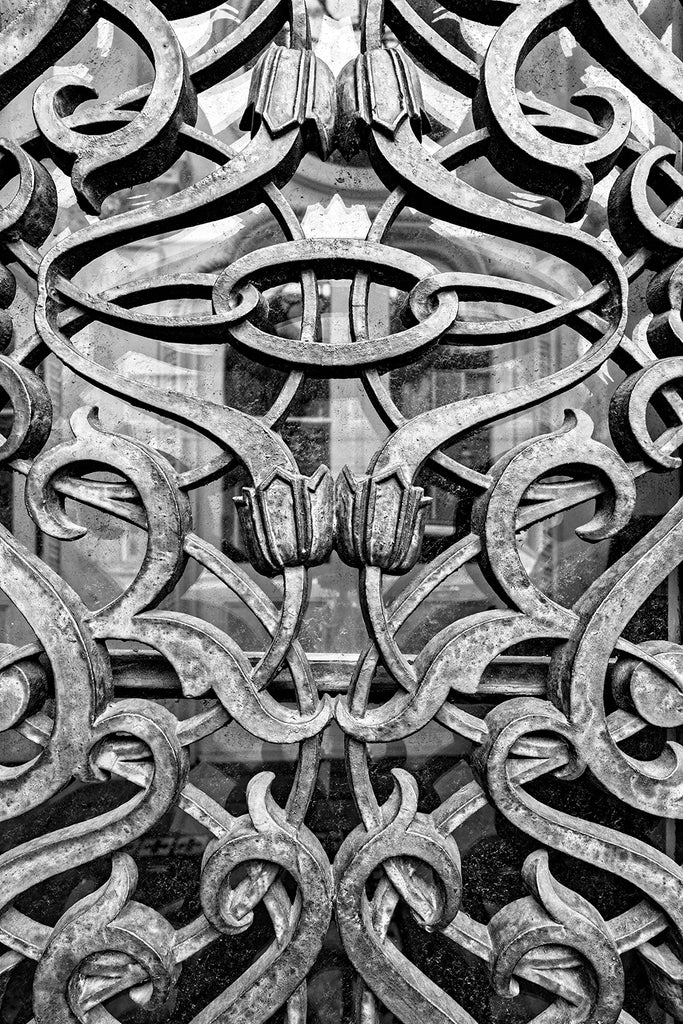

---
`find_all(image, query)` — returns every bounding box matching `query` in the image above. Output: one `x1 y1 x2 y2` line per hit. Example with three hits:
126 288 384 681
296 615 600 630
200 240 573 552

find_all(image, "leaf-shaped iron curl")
489 850 624 1023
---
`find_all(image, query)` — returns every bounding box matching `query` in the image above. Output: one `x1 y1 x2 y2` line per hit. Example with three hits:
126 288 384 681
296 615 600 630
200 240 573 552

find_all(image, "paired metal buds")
236 464 430 576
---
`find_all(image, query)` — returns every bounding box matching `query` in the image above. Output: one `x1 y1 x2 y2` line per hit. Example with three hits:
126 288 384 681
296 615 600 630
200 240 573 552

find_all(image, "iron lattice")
1 0 683 1021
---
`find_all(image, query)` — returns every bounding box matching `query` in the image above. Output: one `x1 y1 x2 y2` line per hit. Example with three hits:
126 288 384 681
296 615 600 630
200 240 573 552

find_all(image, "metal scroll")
2 0 683 1021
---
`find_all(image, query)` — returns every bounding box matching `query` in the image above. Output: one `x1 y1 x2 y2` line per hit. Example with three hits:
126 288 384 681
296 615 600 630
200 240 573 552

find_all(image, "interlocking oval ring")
213 238 459 373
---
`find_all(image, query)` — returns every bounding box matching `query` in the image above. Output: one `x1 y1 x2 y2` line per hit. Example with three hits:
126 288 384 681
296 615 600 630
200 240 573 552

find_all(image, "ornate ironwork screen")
4 0 683 1021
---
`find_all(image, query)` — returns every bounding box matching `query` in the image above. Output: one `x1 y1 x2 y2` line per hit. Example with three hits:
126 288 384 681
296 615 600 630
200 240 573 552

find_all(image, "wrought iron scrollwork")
2 0 683 1020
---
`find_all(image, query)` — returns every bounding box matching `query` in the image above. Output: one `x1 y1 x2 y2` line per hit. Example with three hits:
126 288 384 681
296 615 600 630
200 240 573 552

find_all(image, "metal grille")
2 1 683 1021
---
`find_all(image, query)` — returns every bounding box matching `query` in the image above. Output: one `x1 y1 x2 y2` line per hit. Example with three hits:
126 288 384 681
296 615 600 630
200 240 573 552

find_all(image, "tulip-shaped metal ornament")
235 465 335 576
335 465 431 575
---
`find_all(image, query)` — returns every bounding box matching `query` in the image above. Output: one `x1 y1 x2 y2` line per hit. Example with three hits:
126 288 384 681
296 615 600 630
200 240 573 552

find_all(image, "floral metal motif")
1 0 683 1021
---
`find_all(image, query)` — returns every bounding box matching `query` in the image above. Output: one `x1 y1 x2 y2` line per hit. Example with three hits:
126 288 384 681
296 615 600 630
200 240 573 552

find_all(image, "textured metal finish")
0 1 683 1021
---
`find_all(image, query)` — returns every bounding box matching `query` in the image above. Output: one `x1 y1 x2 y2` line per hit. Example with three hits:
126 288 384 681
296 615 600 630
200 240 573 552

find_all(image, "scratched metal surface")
1 0 683 1021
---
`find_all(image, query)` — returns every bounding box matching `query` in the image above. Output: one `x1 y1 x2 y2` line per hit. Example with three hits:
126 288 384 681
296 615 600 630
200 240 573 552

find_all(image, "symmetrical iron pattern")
3 0 683 1021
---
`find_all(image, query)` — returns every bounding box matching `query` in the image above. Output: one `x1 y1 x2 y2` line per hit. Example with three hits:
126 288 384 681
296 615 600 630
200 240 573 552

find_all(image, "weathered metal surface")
0 0 682 1021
